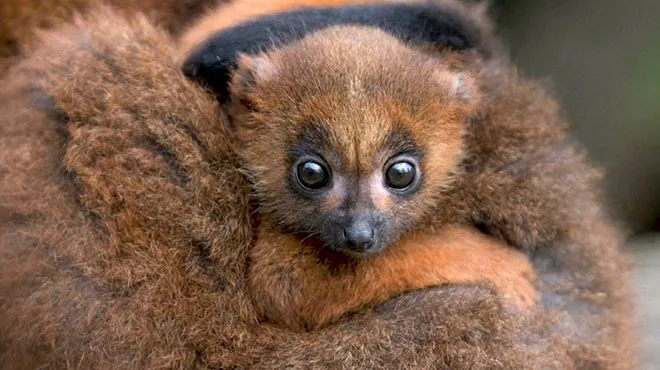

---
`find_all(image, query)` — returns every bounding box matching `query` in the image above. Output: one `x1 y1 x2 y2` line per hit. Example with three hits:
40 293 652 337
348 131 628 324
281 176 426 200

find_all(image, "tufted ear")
222 52 283 144
232 53 281 93
227 52 282 114
434 69 481 112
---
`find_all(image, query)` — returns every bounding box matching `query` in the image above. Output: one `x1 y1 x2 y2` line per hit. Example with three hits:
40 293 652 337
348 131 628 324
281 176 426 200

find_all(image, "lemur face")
229 27 480 256
281 118 426 255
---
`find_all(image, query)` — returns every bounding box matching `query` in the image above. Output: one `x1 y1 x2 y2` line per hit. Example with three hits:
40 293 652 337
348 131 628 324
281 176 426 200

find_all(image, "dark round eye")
296 161 331 189
385 161 416 189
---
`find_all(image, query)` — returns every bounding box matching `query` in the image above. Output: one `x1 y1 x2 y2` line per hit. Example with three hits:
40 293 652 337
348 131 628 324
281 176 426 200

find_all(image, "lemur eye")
385 161 416 189
296 161 331 189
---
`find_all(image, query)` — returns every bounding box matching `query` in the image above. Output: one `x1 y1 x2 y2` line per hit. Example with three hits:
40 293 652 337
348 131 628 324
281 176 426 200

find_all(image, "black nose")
342 219 375 252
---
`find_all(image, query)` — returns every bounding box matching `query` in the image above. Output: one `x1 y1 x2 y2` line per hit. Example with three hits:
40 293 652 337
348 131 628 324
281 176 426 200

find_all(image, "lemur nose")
342 219 375 252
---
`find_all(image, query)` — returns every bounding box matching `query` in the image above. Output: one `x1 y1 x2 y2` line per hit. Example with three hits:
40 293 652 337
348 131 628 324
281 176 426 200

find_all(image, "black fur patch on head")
183 2 490 100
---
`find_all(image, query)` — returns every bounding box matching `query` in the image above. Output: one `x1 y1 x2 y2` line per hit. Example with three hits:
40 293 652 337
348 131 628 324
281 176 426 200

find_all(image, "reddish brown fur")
0 2 637 370
0 0 225 74
250 223 537 331
229 29 476 233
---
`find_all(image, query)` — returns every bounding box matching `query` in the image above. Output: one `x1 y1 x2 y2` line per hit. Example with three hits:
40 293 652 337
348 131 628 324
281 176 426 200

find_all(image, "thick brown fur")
0 0 225 74
0 3 637 370
0 7 553 369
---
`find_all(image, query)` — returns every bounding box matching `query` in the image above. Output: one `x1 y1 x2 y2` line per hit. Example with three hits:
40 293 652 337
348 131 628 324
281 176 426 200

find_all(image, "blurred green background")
493 0 660 235
491 0 660 366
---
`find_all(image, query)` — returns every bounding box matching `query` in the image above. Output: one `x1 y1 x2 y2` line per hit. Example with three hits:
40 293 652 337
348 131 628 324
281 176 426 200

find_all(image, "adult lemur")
0 0 636 368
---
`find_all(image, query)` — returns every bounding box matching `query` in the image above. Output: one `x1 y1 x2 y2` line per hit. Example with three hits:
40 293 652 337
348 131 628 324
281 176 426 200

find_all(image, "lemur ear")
231 52 281 96
434 70 481 112
227 53 283 142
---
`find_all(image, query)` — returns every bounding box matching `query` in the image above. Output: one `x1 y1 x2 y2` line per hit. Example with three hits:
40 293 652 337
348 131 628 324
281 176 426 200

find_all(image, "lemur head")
229 27 481 256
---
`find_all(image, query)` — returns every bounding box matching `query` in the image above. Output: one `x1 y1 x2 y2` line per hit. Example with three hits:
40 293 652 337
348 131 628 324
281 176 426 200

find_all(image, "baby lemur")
181 0 537 331
181 0 569 331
